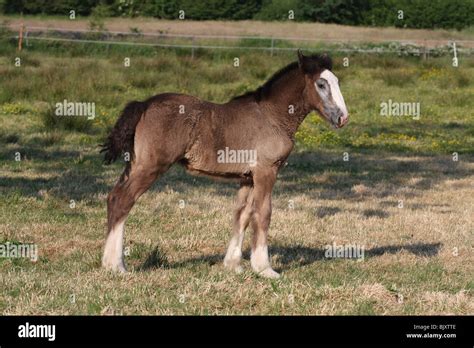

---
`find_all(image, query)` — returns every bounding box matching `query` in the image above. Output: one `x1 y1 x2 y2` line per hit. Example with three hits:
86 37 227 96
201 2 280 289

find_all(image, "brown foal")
101 50 349 278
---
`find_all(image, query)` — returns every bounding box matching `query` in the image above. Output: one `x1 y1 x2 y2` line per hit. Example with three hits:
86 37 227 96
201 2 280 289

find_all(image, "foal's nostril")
339 114 349 125
336 114 349 127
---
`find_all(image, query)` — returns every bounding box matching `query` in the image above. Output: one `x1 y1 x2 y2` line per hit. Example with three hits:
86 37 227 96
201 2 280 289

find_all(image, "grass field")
0 24 473 314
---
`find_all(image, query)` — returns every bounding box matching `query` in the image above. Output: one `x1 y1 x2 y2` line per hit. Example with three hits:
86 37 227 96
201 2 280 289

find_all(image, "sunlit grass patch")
372 67 419 86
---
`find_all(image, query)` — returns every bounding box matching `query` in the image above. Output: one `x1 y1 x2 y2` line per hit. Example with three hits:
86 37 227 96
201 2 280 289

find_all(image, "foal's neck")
261 68 312 139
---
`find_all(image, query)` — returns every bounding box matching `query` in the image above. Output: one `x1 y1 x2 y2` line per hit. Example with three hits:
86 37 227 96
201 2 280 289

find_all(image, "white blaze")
319 69 348 117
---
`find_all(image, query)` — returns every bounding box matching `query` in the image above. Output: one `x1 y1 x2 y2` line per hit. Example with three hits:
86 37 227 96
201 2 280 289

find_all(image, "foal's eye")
317 83 325 89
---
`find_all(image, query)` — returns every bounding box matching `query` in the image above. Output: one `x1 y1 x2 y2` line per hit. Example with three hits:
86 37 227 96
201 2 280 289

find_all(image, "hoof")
102 259 127 273
223 259 243 274
233 265 244 274
258 268 280 279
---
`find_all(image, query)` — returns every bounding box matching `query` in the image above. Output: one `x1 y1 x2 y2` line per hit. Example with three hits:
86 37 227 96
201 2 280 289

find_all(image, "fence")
7 24 474 57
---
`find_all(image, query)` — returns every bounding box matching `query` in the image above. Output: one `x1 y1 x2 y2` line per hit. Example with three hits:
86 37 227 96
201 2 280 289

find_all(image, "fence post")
270 37 274 57
18 24 24 51
452 41 457 66
423 39 427 60
191 36 195 59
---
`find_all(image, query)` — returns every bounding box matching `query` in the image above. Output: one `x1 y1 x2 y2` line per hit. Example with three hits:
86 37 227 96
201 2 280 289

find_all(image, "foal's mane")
231 53 333 102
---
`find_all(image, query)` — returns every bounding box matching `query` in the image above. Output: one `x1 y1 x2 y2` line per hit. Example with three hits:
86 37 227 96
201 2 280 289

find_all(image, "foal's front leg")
250 168 279 279
224 183 253 273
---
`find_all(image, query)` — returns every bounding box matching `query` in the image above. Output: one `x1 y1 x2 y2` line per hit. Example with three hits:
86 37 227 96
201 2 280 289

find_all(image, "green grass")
1 38 472 154
0 38 473 315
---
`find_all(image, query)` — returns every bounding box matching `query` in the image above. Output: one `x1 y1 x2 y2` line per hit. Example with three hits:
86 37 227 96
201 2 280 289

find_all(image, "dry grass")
1 136 472 314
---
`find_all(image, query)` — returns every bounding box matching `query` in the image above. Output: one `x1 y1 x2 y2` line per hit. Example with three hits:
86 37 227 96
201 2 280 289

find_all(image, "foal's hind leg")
223 183 253 273
102 164 165 272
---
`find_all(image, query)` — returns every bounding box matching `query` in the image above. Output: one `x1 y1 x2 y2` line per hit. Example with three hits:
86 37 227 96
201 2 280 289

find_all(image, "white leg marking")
224 232 244 273
251 245 280 279
102 220 126 273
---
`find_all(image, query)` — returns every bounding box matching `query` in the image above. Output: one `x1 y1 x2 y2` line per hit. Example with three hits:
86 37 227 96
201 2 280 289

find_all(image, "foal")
101 51 349 278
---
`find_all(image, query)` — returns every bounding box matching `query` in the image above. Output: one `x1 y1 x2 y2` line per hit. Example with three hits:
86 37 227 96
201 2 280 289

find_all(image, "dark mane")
231 53 333 102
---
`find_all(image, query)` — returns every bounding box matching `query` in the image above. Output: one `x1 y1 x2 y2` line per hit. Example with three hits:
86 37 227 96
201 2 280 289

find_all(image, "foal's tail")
100 101 147 164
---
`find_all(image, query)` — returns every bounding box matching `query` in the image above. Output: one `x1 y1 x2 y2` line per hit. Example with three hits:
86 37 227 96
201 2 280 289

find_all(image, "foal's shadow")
271 242 442 269
138 242 442 272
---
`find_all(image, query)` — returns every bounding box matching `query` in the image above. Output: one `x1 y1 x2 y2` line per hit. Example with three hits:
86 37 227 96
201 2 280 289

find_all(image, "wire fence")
6 24 474 57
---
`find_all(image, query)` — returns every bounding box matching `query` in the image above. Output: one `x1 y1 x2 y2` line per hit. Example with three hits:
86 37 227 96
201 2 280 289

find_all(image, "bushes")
2 0 264 20
1 0 473 30
2 0 101 16
360 0 474 30
254 0 298 21
297 0 371 25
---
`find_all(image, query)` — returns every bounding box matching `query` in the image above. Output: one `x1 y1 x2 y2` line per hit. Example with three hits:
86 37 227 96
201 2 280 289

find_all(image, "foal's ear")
319 52 333 71
297 49 317 75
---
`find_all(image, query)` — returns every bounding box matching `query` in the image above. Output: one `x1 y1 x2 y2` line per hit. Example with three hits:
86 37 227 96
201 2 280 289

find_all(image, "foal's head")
298 51 349 128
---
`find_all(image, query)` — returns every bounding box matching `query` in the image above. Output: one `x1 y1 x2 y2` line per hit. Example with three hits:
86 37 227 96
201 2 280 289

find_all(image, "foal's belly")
179 157 254 184
180 140 255 183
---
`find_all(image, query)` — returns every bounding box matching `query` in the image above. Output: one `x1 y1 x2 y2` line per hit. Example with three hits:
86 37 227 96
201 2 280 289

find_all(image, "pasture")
0 27 473 314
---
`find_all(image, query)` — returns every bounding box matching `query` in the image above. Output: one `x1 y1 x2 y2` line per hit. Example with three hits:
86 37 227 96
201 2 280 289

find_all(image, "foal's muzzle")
329 110 349 129
336 114 349 128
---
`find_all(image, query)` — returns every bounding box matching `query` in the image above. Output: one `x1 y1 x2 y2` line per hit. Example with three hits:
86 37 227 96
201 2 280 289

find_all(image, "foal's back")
135 93 287 176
